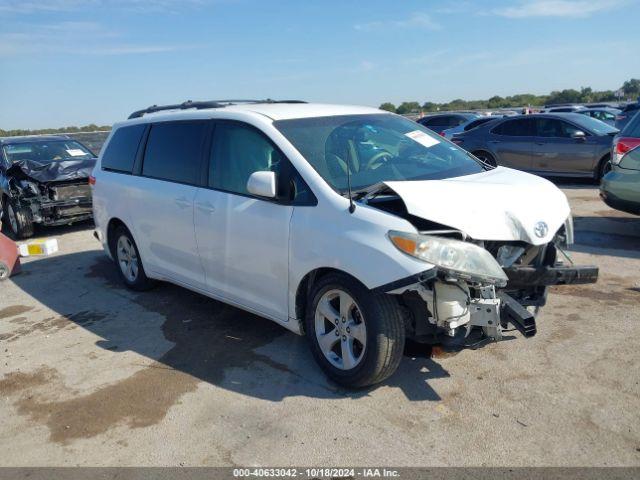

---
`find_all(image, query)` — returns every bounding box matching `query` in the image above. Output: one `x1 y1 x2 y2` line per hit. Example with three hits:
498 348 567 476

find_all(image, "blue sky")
0 0 638 129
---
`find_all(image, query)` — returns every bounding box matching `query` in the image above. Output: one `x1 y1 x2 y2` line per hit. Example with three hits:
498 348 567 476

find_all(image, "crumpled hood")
384 167 570 246
5 158 96 184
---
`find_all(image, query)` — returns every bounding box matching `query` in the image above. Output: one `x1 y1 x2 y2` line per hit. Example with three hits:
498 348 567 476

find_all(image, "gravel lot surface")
0 182 638 467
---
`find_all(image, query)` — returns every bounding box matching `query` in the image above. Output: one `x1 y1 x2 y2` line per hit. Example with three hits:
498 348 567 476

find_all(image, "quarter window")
102 124 145 173
142 121 207 184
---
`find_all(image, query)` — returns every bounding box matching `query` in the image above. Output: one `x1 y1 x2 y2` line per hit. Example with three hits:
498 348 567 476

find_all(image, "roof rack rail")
128 99 307 119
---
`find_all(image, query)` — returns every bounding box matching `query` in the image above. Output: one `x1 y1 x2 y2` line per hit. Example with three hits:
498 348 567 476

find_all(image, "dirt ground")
0 182 639 467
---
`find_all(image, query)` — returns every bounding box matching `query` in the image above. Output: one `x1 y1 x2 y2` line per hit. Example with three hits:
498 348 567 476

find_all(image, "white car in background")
91 100 598 388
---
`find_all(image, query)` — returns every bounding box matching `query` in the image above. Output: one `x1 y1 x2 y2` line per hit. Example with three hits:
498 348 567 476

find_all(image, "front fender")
288 201 432 319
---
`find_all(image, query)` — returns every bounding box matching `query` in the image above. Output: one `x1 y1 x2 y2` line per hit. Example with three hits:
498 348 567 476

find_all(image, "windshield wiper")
351 182 391 201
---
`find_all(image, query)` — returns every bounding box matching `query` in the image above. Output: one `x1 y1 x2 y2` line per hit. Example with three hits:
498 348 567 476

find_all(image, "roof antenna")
346 154 356 213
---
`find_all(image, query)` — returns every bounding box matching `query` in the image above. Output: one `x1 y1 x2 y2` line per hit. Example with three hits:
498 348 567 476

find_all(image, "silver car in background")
452 113 618 180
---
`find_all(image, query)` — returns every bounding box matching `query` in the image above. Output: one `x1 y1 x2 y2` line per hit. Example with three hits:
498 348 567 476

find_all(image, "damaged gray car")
0 135 97 239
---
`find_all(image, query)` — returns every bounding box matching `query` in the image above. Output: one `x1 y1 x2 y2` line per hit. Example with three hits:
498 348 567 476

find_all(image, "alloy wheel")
7 204 18 234
116 235 139 282
314 289 367 370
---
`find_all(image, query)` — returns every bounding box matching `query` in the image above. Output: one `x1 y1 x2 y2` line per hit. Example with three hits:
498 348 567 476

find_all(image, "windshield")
571 115 619 135
274 114 485 193
3 140 94 164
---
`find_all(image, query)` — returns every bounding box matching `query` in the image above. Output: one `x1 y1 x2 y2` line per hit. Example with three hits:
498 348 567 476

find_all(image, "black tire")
596 155 612 182
0 261 10 281
3 199 34 239
473 150 497 167
305 272 405 388
109 225 155 291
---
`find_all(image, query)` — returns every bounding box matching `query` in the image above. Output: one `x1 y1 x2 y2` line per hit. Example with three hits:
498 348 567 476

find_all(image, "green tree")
379 102 396 113
622 78 640 99
421 102 438 112
396 101 421 114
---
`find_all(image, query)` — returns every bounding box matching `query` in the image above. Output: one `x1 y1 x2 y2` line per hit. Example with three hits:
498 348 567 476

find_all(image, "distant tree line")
0 124 112 137
380 78 640 114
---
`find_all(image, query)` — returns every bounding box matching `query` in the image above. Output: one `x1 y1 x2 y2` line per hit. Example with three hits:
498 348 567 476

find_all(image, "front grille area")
51 183 91 201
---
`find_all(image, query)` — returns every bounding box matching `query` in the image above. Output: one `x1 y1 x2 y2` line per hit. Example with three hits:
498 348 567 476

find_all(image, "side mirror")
571 130 586 140
247 171 277 198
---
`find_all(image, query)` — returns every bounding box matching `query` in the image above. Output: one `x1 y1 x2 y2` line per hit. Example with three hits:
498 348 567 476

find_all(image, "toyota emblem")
534 221 548 238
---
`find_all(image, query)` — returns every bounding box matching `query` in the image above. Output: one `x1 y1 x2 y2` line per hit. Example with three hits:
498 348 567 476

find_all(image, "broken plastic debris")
18 238 59 257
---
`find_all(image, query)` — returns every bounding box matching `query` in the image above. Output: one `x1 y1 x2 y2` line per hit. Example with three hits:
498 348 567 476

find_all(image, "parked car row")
450 113 618 180
418 106 640 216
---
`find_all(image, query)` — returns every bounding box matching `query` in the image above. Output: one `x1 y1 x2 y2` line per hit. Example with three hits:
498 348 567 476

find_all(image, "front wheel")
3 199 34 239
305 273 405 388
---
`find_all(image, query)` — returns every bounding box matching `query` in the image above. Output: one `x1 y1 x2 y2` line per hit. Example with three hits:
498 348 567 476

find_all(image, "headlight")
388 230 508 286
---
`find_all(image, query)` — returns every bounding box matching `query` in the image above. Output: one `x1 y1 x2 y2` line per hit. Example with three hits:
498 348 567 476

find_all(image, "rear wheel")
473 150 497 167
305 273 405 388
596 155 612 182
3 199 34 239
110 225 155 291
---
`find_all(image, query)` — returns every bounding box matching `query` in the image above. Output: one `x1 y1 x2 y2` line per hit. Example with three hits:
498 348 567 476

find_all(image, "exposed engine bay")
362 183 598 348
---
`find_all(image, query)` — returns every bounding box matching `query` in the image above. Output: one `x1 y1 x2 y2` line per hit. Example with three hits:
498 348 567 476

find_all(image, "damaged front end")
1 157 96 236
365 184 598 349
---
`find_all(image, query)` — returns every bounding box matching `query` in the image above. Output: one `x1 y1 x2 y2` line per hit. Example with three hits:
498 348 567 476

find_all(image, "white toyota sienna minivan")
92 100 598 387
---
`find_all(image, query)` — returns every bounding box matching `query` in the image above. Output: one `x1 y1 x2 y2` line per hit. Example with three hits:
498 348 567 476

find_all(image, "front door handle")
488 140 501 144
174 197 191 209
196 201 216 214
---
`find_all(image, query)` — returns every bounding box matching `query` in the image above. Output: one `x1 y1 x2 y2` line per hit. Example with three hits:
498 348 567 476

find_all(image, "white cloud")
355 12 441 31
494 0 627 18
0 20 196 56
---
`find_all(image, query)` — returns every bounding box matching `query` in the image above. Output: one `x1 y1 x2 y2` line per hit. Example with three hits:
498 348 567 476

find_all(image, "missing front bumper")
503 264 599 290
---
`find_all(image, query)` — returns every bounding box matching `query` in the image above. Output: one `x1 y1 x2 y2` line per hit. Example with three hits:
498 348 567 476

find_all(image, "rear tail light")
612 137 640 165
438 131 445 137
88 175 96 185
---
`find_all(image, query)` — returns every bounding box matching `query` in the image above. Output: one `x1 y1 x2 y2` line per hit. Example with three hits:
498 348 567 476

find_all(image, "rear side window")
492 118 534 136
101 124 145 173
142 121 207 184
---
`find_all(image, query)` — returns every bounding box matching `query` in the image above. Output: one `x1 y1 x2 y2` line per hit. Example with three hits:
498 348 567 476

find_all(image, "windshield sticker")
405 130 440 148
66 149 87 157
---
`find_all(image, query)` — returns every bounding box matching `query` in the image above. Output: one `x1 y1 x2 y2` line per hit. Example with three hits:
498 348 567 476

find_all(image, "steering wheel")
365 151 394 170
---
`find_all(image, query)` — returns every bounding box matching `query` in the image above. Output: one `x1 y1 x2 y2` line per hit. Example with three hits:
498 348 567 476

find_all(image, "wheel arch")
106 217 129 255
295 267 367 332
471 149 497 165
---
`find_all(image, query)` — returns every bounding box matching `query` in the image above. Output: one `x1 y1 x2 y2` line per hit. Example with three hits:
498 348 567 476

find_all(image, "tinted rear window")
142 121 207 184
101 124 145 173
